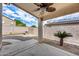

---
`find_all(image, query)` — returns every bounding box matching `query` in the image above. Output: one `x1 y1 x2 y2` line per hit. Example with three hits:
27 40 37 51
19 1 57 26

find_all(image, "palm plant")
54 31 72 46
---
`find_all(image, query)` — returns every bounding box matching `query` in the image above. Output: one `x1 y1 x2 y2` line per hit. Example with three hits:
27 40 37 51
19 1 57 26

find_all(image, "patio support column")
0 34 2 50
0 3 2 50
38 17 43 43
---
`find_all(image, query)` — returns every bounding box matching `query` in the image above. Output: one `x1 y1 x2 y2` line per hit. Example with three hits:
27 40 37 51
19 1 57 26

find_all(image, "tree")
54 31 72 46
31 25 37 28
15 20 26 27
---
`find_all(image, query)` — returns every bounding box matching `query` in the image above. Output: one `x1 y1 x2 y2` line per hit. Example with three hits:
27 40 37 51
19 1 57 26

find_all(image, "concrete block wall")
28 27 38 35
32 28 38 35
2 16 29 35
2 26 28 35
43 24 79 46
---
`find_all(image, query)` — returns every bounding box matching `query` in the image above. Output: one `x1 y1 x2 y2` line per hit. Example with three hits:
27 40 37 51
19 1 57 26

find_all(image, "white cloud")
3 9 14 15
12 13 20 17
16 10 37 22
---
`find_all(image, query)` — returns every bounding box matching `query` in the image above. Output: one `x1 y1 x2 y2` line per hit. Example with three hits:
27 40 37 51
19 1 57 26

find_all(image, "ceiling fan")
34 3 56 12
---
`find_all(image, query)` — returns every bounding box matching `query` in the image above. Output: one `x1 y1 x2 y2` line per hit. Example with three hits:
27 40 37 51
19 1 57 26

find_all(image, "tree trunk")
60 38 63 46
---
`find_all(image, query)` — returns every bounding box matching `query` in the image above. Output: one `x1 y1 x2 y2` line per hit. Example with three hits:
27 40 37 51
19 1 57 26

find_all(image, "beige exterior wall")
2 16 16 26
43 24 79 46
32 28 38 35
28 27 38 36
32 24 79 46
2 16 29 35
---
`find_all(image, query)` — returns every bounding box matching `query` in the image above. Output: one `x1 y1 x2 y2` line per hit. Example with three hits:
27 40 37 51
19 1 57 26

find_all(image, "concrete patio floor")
0 38 76 56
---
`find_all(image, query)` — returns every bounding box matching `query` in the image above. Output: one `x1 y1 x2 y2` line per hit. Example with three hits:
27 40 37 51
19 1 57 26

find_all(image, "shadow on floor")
2 42 11 46
43 38 79 55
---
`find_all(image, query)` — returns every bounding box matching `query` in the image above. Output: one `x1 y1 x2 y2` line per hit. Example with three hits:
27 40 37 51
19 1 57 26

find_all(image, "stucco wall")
26 27 38 35
2 16 38 35
2 26 29 35
43 24 79 46
33 28 38 35
2 16 28 35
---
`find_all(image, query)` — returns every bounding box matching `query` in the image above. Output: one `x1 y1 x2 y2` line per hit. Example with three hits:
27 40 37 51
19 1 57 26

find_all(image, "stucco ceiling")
14 3 79 21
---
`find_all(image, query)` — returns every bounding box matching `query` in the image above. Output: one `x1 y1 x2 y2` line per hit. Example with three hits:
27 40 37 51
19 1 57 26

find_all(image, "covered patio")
14 3 79 42
1 3 79 56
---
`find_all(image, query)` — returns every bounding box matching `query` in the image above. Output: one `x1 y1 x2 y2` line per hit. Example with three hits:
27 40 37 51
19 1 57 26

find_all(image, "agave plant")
54 31 72 46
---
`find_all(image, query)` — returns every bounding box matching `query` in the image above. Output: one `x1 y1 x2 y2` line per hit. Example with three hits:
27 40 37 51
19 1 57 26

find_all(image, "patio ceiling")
14 3 79 21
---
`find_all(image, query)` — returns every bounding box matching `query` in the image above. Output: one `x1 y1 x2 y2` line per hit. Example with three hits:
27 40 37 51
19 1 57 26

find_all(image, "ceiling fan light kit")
46 7 56 12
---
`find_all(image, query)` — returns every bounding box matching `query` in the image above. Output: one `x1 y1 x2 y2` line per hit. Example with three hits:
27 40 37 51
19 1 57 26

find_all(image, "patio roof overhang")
14 3 79 21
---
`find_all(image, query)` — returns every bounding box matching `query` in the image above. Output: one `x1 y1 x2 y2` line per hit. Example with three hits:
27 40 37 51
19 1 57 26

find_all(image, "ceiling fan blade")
34 3 54 8
46 7 56 12
46 3 54 6
42 3 53 7
34 8 40 11
32 8 40 12
34 3 42 7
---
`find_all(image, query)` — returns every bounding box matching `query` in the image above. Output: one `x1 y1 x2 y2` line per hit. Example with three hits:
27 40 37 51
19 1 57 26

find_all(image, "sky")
3 4 38 27
3 4 79 26
43 12 79 25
